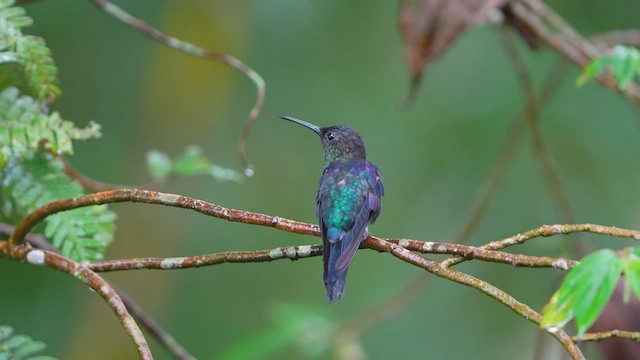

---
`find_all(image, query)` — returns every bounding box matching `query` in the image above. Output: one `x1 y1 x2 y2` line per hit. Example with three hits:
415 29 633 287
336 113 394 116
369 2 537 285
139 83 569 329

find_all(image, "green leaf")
0 153 116 261
146 146 243 183
611 46 640 87
577 46 640 89
541 249 623 336
0 0 16 9
0 326 12 341
146 150 173 181
209 164 244 182
0 7 25 21
577 57 610 87
0 321 57 360
0 88 100 169
0 1 60 101
13 340 45 357
13 36 60 100
624 247 640 303
7 15 30 28
173 145 210 175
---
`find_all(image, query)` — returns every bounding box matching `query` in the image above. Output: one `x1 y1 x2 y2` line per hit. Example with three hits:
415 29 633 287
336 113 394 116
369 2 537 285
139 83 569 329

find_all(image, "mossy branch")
6 188 640 359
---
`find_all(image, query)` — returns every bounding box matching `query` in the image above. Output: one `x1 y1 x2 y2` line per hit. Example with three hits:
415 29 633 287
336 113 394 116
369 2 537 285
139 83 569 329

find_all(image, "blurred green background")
1 0 639 359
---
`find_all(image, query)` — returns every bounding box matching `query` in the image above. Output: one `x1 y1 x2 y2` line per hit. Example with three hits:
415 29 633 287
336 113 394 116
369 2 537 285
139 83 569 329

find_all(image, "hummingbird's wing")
334 161 383 274
365 162 384 224
317 161 384 277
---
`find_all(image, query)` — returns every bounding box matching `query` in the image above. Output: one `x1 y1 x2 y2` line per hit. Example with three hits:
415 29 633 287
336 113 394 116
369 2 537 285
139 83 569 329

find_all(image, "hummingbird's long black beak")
280 116 321 134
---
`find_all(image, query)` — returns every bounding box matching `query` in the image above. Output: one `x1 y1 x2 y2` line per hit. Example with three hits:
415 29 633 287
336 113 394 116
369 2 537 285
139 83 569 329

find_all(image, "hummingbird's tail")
323 226 353 303
324 270 348 302
323 224 366 302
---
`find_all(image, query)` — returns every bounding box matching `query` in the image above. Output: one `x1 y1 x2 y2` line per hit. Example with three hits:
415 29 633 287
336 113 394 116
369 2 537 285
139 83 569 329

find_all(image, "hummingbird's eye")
326 132 335 141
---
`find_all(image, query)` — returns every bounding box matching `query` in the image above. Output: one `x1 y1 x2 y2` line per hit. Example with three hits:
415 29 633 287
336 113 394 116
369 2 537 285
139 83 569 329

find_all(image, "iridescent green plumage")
281 116 384 302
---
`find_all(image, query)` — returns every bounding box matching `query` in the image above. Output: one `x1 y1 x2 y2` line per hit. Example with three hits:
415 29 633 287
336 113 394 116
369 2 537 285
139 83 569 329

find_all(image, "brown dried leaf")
398 0 510 103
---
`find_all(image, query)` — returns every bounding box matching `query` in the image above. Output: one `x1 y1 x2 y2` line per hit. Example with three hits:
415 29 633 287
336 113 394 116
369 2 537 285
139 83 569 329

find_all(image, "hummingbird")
281 116 384 302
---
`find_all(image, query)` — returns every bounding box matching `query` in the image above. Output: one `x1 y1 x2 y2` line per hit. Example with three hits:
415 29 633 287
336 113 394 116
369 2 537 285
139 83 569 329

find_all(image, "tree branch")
366 237 585 359
86 240 575 272
0 223 194 360
441 223 640 268
8 188 640 358
117 291 195 360
350 28 575 340
12 189 638 257
590 30 640 48
0 241 152 360
89 0 265 174
88 245 323 272
389 238 577 269
8 189 318 246
8 1 639 358
574 330 640 343
512 0 640 105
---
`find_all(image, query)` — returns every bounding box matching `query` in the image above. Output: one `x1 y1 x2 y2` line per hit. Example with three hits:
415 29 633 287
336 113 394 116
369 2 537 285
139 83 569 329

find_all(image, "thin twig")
88 245 323 272
3 220 578 359
10 189 640 358
363 25 575 350
58 155 163 192
448 25 568 244
0 241 152 359
351 52 575 351
86 240 575 272
0 223 194 360
441 223 640 268
419 42 533 336
367 237 585 360
60 156 122 191
499 29 581 359
12 190 640 249
521 0 599 57
574 330 640 343
590 30 640 49
389 238 577 269
0 223 51 250
499 26 576 223
8 189 317 246
512 0 640 104
117 291 195 360
89 0 265 174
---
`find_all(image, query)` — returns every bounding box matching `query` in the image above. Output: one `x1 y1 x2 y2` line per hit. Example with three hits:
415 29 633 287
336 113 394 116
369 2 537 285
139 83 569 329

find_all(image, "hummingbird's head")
281 116 367 165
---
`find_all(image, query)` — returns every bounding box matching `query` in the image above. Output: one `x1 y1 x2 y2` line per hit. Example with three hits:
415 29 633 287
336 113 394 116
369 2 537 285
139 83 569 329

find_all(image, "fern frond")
0 87 101 169
0 0 60 102
0 323 57 360
13 35 60 101
1 153 116 261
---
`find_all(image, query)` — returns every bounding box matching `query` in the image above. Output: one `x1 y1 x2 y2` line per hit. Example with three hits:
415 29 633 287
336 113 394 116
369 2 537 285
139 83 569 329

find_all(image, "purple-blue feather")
317 159 383 302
